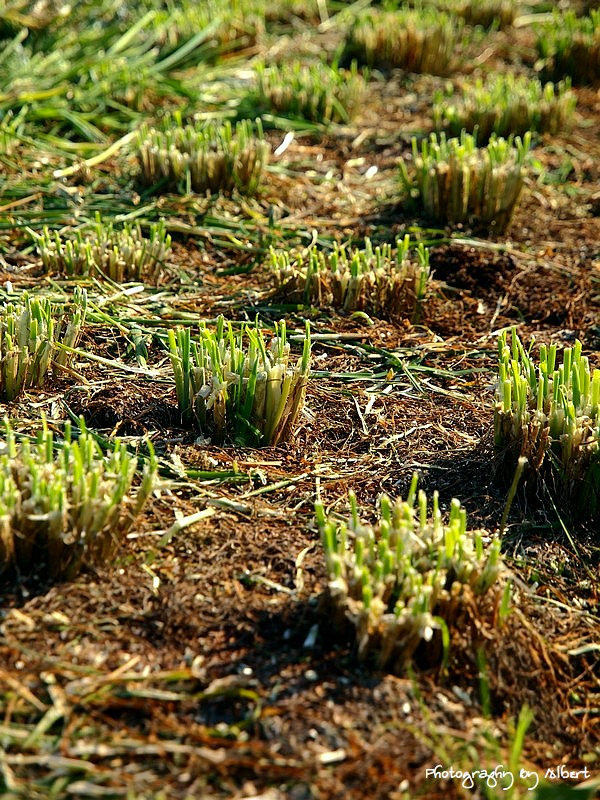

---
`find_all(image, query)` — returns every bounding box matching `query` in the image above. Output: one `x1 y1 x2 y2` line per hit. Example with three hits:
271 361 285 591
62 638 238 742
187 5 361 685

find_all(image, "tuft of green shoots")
152 0 265 55
495 328 600 517
438 0 516 29
0 288 87 401
0 414 157 579
434 75 576 143
535 9 600 85
250 60 366 125
136 117 269 196
168 316 311 447
342 7 465 76
33 214 172 282
315 475 505 671
270 235 431 321
399 130 531 231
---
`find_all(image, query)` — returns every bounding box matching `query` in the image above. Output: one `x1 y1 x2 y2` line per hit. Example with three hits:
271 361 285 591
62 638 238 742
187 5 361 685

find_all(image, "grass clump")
34 215 172 281
168 316 311 446
442 0 516 29
250 60 366 125
495 328 600 518
315 475 505 671
535 10 600 85
269 236 431 321
136 118 269 195
342 7 464 76
0 289 86 401
399 130 530 232
0 415 157 579
433 75 576 142
152 0 265 54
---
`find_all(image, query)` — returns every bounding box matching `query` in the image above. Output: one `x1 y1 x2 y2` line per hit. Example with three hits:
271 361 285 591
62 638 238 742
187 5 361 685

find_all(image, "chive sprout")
434 75 576 143
168 316 311 446
136 117 269 195
399 131 531 231
495 328 600 517
251 60 366 124
270 236 431 321
34 215 172 282
535 10 600 85
0 289 87 401
316 475 506 671
342 7 465 76
0 415 157 579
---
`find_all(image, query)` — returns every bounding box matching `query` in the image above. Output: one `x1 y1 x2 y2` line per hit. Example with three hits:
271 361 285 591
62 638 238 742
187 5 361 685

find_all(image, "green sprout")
270 235 431 321
495 328 600 517
153 0 265 55
168 316 311 446
0 415 157 579
342 7 465 76
440 0 516 29
136 117 269 195
0 289 87 401
315 475 505 671
250 60 366 124
535 10 600 85
434 75 576 143
399 130 531 231
33 215 172 282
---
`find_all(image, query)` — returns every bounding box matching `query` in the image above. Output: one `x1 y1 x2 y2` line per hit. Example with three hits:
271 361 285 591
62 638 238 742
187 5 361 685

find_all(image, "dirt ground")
0 13 599 800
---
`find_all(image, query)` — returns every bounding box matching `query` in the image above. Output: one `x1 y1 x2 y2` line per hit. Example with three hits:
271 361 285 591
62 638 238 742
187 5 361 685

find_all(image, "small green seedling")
34 215 171 281
316 475 505 671
270 235 431 321
168 316 311 446
495 328 600 517
434 75 576 142
399 130 531 231
0 415 157 579
0 289 87 401
136 117 269 195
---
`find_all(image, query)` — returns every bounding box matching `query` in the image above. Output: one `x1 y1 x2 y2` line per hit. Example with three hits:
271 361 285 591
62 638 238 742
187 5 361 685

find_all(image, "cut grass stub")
315 475 506 672
250 60 366 124
0 415 157 579
136 118 269 195
168 316 311 446
34 215 172 281
494 328 600 518
270 235 431 321
443 0 516 29
433 75 576 143
399 130 530 231
535 10 600 85
153 0 265 54
342 7 464 76
0 288 86 401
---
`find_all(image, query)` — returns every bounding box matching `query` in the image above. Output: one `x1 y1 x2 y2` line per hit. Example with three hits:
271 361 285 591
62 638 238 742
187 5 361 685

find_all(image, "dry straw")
34 215 171 281
0 288 86 401
495 328 600 517
270 235 431 321
136 117 269 195
316 475 506 671
399 130 530 231
434 75 576 142
168 316 311 446
0 415 157 579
